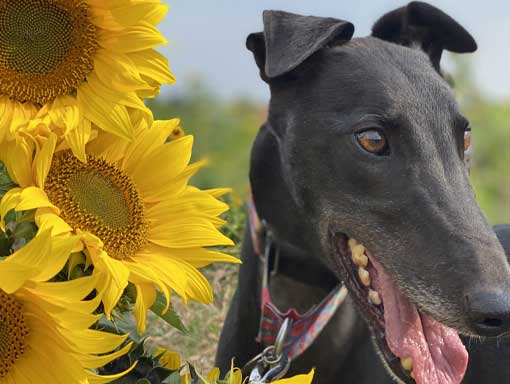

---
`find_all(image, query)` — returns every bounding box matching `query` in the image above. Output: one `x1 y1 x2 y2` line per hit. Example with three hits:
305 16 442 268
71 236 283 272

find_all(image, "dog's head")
248 2 510 383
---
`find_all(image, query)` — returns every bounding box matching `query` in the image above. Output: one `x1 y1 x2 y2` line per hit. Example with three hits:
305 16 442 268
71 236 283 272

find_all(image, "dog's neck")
250 124 337 287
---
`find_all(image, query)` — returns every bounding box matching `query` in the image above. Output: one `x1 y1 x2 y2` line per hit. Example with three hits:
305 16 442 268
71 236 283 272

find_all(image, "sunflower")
0 118 238 333
0 230 134 383
0 0 174 157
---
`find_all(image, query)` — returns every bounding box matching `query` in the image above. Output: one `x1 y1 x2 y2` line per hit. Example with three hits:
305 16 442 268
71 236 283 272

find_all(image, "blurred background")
151 0 509 224
147 1 510 368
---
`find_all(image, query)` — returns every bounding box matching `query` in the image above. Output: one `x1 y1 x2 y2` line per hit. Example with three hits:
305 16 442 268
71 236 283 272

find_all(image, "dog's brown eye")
464 129 472 152
356 130 388 155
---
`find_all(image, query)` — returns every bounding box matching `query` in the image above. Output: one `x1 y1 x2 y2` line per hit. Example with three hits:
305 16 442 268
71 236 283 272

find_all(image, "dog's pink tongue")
370 258 468 384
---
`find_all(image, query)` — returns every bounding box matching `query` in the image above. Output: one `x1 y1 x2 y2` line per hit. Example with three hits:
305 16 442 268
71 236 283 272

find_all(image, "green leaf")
163 371 182 384
147 367 178 383
150 291 187 333
0 231 13 257
0 162 16 198
13 221 37 241
96 314 142 344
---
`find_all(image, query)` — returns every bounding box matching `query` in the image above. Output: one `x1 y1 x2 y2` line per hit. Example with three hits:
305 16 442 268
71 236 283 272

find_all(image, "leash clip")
248 318 292 383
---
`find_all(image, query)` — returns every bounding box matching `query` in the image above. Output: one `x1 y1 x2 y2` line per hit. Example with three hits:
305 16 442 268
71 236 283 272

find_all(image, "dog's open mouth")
332 234 468 384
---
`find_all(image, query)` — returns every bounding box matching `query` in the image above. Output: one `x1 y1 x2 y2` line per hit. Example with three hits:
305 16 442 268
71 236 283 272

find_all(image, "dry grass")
146 264 239 370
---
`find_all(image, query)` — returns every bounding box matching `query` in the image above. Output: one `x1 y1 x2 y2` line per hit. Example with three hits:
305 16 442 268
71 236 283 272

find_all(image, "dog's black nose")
465 290 510 337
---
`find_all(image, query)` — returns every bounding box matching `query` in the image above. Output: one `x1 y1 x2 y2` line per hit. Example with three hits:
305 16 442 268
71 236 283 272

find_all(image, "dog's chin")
329 233 468 384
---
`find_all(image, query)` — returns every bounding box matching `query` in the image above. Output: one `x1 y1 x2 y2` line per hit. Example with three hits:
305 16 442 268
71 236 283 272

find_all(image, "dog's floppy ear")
247 10 354 80
372 1 477 73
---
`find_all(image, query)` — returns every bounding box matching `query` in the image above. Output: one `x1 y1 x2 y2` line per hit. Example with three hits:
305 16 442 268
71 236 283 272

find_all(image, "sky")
158 1 510 102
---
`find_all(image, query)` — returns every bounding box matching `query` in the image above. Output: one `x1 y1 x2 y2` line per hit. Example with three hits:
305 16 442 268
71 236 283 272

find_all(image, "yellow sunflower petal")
0 188 22 230
3 138 34 188
133 282 157 333
33 132 57 189
94 50 152 93
16 186 56 212
66 118 93 163
122 260 171 313
91 252 130 318
155 246 240 269
35 208 73 236
136 253 213 304
129 49 175 85
121 118 180 172
31 275 98 303
0 231 79 293
87 362 138 384
208 367 221 383
141 160 207 203
99 21 167 53
90 0 167 30
206 188 233 198
23 283 101 328
77 78 134 141
273 369 315 384
11 100 37 134
86 130 130 164
0 96 15 143
0 263 40 294
78 342 133 369
128 135 193 193
226 365 243 384
158 349 181 370
110 2 168 27
65 329 128 355
45 95 80 136
149 216 234 249
147 186 230 221
31 235 81 282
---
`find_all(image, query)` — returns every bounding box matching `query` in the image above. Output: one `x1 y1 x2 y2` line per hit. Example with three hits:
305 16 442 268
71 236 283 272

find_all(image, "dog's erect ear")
247 10 354 80
372 1 477 72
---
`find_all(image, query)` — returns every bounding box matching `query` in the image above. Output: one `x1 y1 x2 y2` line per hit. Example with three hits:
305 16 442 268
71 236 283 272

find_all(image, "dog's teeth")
354 252 369 267
358 267 371 286
400 357 413 371
351 244 368 267
368 289 382 305
349 239 362 253
348 238 358 248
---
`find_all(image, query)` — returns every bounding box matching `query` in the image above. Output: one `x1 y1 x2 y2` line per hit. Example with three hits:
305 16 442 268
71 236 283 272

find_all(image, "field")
145 59 510 370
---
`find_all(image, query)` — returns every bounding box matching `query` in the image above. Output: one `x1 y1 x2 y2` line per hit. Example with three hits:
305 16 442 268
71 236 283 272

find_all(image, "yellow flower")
273 369 315 384
0 118 239 333
0 0 174 154
157 348 181 370
0 230 133 383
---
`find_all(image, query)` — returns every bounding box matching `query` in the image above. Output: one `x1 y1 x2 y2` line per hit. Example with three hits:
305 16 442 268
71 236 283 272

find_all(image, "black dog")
217 3 510 383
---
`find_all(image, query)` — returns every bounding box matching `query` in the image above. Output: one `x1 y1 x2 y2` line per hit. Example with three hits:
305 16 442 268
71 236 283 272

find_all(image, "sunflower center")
0 0 97 104
0 290 29 378
1 1 72 74
67 170 131 229
45 152 148 260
